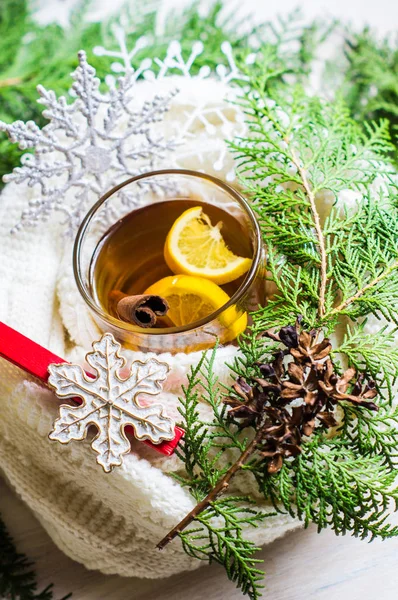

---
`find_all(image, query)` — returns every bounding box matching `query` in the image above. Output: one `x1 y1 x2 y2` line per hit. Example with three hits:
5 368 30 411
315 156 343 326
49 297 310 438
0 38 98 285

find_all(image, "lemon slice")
164 206 252 285
144 274 247 339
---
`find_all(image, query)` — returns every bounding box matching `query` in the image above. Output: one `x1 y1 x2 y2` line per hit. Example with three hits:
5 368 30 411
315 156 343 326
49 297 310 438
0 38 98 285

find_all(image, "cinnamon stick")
109 290 169 328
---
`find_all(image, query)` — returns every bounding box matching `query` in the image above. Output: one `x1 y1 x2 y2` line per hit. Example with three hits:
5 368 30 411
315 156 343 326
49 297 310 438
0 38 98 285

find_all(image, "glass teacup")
73 169 265 353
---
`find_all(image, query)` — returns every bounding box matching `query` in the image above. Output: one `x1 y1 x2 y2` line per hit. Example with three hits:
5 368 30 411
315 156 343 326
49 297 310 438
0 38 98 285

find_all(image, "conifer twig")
329 260 398 316
0 512 72 600
0 76 23 88
157 428 264 550
290 148 328 318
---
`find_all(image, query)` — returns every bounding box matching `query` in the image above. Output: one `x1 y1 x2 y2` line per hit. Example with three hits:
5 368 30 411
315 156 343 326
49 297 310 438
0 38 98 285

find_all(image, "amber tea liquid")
90 199 255 323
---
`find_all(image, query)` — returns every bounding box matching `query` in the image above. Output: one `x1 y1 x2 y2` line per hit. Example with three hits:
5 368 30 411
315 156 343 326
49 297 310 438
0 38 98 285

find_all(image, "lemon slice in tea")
164 206 252 285
144 274 247 339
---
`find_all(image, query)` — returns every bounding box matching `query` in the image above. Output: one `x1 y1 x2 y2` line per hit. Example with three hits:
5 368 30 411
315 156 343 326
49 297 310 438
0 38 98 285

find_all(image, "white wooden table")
3 1 398 599
1 477 398 600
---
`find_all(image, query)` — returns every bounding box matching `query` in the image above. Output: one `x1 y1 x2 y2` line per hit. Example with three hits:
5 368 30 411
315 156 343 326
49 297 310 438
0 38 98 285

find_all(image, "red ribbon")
0 321 184 456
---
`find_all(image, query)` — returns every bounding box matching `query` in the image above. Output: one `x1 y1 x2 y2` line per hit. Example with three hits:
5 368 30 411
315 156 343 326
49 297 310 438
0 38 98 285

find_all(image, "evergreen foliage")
168 57 398 599
0 513 71 600
231 65 397 331
173 349 274 600
344 28 398 154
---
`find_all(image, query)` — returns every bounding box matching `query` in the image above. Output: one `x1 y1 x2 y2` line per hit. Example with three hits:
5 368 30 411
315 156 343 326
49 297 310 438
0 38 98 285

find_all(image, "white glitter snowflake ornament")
94 29 253 181
0 50 178 236
1 30 255 235
48 333 175 473
93 24 151 80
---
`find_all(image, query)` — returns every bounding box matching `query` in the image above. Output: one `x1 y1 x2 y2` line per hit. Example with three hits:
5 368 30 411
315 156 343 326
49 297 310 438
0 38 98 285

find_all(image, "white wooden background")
2 0 398 599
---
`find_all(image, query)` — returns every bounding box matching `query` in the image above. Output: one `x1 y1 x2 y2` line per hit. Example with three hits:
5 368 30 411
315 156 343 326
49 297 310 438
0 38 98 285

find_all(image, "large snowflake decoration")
149 39 250 181
92 24 250 83
94 27 254 182
1 28 256 235
0 50 179 236
48 333 175 472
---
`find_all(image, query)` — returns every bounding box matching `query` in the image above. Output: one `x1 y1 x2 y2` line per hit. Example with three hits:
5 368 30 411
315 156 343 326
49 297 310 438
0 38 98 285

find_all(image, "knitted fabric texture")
0 76 302 578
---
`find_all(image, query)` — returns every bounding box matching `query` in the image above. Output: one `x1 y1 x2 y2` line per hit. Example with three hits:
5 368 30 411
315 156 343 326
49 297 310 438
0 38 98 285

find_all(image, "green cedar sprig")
343 28 398 155
267 435 398 539
231 61 397 332
163 348 274 600
158 59 398 599
166 331 398 599
0 513 71 600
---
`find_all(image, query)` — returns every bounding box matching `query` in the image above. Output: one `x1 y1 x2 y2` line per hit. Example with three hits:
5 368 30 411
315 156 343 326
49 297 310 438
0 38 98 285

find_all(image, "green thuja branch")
343 28 398 156
159 60 398 600
340 403 398 467
160 348 274 600
0 513 71 600
231 61 398 330
160 321 398 598
334 323 398 401
271 436 398 539
179 498 266 599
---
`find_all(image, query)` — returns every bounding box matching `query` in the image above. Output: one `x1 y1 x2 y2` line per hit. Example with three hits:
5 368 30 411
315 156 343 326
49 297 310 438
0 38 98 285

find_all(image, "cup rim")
73 169 262 336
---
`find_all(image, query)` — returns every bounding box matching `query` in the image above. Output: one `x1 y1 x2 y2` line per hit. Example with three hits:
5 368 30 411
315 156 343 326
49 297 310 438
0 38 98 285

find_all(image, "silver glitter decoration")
0 49 179 236
92 24 252 84
94 28 254 182
0 28 257 235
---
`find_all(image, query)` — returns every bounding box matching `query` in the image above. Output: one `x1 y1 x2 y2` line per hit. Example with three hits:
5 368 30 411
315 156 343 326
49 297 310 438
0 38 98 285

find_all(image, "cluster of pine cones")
224 319 378 473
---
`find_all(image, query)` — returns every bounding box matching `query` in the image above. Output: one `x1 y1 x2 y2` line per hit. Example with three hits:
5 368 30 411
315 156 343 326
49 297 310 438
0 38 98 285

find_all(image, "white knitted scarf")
0 76 305 578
